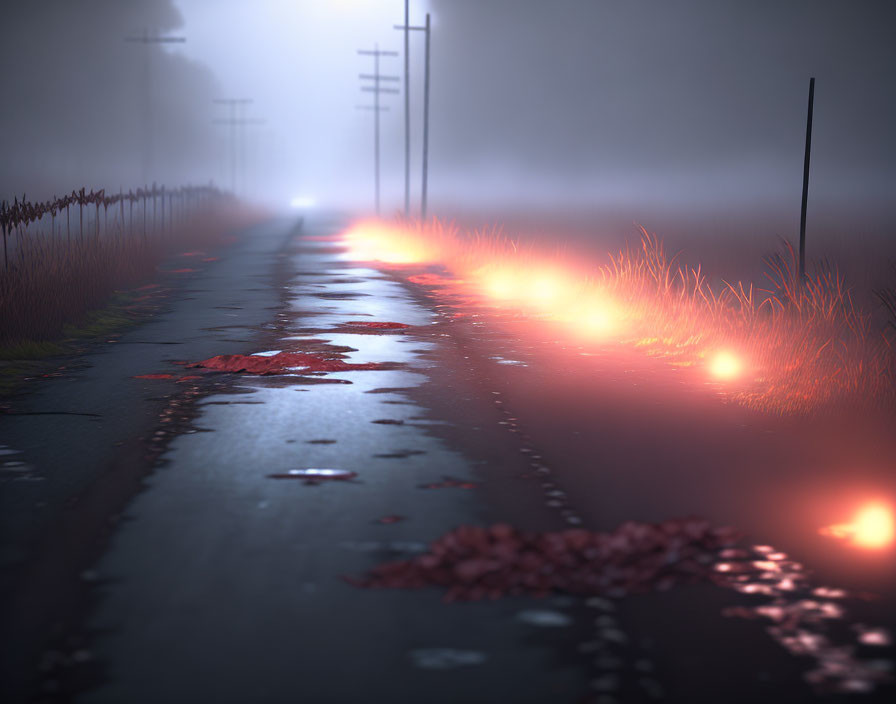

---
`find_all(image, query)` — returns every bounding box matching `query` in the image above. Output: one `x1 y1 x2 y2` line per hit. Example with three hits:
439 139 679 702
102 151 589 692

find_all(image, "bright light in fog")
290 196 315 209
709 350 742 380
821 502 895 549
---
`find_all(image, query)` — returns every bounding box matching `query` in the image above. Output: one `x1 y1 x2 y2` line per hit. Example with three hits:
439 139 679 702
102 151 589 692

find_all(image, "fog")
2 0 894 258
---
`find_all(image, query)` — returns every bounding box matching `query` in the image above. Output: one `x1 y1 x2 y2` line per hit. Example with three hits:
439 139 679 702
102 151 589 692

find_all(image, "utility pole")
394 12 432 219
357 45 399 215
212 99 263 196
798 77 815 283
402 0 410 217
124 29 186 185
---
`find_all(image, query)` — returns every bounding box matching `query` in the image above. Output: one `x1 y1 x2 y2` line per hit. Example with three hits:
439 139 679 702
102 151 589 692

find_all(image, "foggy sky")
2 0 894 241
426 0 896 215
0 0 221 201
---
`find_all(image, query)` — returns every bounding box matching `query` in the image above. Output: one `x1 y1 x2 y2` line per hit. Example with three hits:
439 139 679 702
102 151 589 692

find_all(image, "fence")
0 184 227 271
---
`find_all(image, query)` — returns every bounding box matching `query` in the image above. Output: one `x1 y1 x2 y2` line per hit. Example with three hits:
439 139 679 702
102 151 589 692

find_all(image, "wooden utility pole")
798 77 815 282
357 45 399 215
394 12 432 219
402 0 410 217
212 98 263 196
124 30 186 185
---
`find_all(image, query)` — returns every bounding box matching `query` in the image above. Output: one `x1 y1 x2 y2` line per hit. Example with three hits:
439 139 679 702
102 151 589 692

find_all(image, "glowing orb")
709 350 742 380
530 276 562 304
341 222 430 264
484 272 519 300
820 502 895 549
290 195 315 208
582 308 614 334
571 301 619 337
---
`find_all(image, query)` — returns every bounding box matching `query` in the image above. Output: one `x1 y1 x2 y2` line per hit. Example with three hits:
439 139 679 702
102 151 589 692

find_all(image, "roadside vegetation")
342 219 895 414
0 187 253 355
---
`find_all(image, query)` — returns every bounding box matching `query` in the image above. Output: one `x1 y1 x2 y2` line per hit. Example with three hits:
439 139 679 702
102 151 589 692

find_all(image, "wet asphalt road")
1 214 894 703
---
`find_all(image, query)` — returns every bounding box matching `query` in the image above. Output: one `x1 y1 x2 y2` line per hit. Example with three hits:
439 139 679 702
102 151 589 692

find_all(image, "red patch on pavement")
167 268 199 274
192 352 387 375
202 257 219 262
377 515 406 525
350 519 739 601
176 375 202 383
419 476 480 490
179 251 205 257
346 321 411 330
133 374 174 380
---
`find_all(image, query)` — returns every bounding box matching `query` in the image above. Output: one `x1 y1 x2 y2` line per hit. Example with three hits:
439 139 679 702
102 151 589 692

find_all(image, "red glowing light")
820 502 895 549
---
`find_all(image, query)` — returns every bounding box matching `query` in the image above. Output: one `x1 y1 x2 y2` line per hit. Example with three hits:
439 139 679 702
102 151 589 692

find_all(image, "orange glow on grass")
342 222 432 265
337 217 892 413
527 272 573 308
481 269 523 301
708 350 743 380
821 502 895 549
558 296 623 338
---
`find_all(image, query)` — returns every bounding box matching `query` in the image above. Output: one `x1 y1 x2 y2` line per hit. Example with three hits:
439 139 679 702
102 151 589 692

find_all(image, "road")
1 214 893 703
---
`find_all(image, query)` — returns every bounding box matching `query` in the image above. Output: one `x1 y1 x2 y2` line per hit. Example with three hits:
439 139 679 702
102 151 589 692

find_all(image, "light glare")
821 502 895 549
709 350 742 380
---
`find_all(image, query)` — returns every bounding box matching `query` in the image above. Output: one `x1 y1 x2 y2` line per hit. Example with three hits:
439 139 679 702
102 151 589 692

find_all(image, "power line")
357 45 399 216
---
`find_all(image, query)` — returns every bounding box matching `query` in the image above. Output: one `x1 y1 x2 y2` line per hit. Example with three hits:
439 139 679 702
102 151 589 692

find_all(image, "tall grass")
0 202 251 348
342 218 895 414
599 230 890 413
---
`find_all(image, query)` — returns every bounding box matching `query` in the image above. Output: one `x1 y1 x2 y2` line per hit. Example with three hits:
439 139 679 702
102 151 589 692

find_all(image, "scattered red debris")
419 476 480 490
377 515 406 525
169 360 191 366
268 468 357 484
133 374 174 380
191 352 387 375
346 321 411 330
350 518 739 601
176 375 202 383
167 268 199 274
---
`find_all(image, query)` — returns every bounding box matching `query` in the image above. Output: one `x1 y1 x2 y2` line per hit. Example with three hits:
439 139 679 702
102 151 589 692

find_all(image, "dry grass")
600 230 891 413
0 203 252 347
342 218 895 414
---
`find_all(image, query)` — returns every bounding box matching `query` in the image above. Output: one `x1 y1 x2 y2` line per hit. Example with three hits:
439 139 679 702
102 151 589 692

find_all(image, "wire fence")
1 184 228 271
